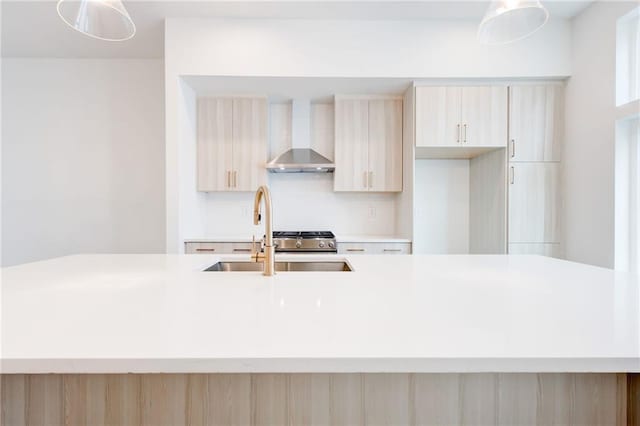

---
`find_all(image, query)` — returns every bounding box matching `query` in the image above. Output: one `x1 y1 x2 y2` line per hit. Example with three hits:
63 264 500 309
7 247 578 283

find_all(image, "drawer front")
185 242 253 254
338 242 411 255
338 243 373 254
374 243 412 255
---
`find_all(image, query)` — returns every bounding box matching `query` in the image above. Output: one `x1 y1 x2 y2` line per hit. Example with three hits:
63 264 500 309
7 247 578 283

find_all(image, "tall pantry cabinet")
508 85 564 257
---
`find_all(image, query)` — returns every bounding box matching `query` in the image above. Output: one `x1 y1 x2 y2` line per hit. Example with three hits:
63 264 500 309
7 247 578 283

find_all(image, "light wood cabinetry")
509 163 561 244
197 98 233 191
415 86 507 148
185 241 253 254
368 99 403 192
334 97 402 192
338 242 412 254
232 98 268 191
2 373 629 425
509 85 563 162
508 85 564 255
334 98 369 191
415 87 461 148
197 97 267 192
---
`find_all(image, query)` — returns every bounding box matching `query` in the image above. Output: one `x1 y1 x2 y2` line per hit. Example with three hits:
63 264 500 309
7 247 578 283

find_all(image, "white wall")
1 59 165 266
165 18 572 78
414 160 470 254
191 174 397 238
563 1 638 268
165 17 573 251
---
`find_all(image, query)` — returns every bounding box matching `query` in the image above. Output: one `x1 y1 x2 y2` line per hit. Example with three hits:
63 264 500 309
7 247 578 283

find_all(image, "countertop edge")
2 357 638 374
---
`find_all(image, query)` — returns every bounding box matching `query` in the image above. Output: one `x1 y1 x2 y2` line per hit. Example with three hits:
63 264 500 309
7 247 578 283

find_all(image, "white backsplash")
197 173 398 237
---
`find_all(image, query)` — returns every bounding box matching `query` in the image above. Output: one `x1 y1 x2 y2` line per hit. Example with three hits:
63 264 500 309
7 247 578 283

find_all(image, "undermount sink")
204 261 352 272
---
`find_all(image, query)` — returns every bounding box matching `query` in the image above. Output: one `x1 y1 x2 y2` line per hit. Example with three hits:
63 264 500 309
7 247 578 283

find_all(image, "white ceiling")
2 0 596 58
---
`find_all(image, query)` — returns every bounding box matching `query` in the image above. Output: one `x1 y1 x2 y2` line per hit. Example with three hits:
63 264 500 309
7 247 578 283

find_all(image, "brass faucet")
251 185 275 276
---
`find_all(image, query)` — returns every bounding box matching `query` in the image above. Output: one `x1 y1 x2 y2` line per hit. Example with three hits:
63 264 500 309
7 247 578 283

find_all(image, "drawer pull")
233 248 251 252
196 248 216 252
383 249 402 252
347 248 365 252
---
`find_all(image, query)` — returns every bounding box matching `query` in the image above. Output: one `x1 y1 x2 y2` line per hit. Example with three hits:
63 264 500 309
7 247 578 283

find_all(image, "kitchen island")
2 254 639 424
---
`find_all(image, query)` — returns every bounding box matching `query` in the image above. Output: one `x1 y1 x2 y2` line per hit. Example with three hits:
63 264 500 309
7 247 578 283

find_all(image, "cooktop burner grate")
272 231 335 239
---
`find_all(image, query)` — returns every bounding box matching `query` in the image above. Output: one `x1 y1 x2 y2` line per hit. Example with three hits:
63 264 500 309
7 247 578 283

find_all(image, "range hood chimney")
267 99 335 173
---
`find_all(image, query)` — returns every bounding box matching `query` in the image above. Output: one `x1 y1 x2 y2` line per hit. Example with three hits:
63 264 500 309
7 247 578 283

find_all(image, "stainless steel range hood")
267 99 335 173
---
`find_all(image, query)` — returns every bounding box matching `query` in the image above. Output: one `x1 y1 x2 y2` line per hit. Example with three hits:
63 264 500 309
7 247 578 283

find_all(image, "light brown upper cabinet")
509 85 564 162
197 97 267 192
334 97 403 192
415 86 508 147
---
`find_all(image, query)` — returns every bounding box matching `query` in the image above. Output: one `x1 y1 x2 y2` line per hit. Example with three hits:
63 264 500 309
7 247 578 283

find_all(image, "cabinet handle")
233 171 237 188
363 171 368 189
510 166 515 184
369 171 373 189
511 139 515 158
463 124 467 143
383 249 402 252
233 248 251 252
227 171 231 188
196 248 216 252
457 124 460 143
347 248 365 252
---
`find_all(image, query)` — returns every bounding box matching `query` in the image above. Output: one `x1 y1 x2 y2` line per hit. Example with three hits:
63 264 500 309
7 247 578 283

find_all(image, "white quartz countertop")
1 254 638 374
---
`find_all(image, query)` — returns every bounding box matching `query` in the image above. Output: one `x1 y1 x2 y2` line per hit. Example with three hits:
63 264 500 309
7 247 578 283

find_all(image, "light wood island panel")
1 373 636 425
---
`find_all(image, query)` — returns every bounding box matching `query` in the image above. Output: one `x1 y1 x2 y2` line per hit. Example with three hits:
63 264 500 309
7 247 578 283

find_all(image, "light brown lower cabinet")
184 242 253 254
1 373 636 426
338 242 412 254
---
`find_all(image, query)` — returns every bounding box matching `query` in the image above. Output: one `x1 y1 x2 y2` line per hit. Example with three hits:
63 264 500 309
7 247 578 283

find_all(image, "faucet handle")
251 235 264 262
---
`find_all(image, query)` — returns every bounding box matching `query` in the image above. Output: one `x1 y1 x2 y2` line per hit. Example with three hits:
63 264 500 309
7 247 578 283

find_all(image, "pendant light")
478 0 549 45
57 0 136 41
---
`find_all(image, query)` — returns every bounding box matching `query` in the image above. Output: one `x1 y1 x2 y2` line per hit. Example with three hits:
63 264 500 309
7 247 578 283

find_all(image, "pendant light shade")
478 0 549 45
57 0 136 41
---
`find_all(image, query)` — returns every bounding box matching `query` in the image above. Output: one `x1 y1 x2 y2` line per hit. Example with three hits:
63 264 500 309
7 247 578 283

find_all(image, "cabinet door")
509 85 563 162
415 86 462 147
334 98 370 191
197 98 233 191
368 99 403 192
460 86 508 147
232 98 267 191
509 163 561 243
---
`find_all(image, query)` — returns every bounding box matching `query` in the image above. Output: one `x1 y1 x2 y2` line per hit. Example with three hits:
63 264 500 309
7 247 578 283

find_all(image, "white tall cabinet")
508 85 564 257
197 97 267 192
334 96 403 192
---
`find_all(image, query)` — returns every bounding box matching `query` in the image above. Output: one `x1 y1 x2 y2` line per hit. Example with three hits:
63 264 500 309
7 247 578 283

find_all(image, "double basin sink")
205 261 352 272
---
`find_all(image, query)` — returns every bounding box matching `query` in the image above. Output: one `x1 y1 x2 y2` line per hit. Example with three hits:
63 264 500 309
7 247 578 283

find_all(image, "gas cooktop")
270 231 336 252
